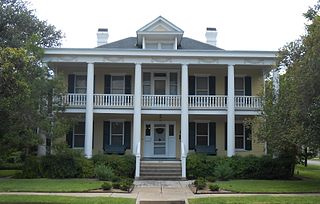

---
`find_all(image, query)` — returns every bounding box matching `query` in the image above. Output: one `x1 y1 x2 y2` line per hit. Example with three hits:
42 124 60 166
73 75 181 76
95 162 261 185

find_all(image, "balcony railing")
142 95 181 109
235 96 262 109
63 93 86 107
94 94 133 108
189 95 227 109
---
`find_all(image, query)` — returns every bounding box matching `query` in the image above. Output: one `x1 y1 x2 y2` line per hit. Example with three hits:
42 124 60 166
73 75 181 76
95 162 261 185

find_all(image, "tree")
0 0 68 161
254 1 320 166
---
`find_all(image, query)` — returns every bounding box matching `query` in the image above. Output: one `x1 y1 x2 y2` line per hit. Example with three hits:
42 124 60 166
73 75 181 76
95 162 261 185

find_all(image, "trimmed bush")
94 165 115 181
119 178 134 192
214 162 233 181
209 184 219 191
92 154 135 178
206 176 216 182
112 182 121 189
194 177 206 193
101 182 112 190
20 156 41 178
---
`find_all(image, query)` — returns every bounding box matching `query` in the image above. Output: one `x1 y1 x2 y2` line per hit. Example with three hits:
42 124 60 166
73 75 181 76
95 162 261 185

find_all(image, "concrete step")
140 200 185 204
139 160 182 180
139 175 183 180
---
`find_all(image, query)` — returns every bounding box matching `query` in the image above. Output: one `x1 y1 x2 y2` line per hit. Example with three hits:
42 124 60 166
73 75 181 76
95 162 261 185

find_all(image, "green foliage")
208 184 219 191
101 182 112 190
92 154 135 178
194 177 206 192
206 176 216 182
112 182 121 189
94 165 115 181
214 162 233 181
119 178 134 192
20 156 41 178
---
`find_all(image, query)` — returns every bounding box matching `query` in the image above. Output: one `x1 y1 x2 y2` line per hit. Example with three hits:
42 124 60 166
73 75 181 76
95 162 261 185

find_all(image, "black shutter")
209 122 216 146
245 125 252 150
225 122 227 150
104 75 111 94
225 76 228 95
245 76 252 96
189 122 195 150
209 76 216 95
125 75 132 94
66 129 73 148
68 74 75 93
189 76 195 95
124 121 131 149
103 121 110 150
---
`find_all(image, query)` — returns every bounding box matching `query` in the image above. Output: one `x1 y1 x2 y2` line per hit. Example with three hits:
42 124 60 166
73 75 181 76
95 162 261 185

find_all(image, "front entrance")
144 121 176 158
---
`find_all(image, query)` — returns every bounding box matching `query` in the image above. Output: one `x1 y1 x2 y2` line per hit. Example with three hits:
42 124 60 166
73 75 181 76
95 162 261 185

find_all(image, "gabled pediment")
136 16 184 47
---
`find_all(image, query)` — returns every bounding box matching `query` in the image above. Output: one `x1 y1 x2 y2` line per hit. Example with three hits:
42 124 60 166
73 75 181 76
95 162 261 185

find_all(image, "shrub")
40 154 79 178
77 158 94 178
186 153 210 179
94 165 115 181
194 177 206 193
119 178 134 192
209 184 219 191
214 162 233 181
101 182 112 190
206 176 216 182
112 182 121 189
20 156 41 178
92 154 135 178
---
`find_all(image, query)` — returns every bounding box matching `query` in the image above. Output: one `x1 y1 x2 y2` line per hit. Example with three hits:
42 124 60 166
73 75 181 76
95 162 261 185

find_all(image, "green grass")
0 195 135 204
189 196 320 204
212 165 320 193
0 179 103 192
0 170 21 177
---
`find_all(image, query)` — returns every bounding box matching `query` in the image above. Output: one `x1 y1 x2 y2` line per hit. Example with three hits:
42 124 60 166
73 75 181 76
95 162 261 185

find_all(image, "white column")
133 63 142 155
273 69 279 100
227 64 235 157
181 64 189 179
84 63 94 158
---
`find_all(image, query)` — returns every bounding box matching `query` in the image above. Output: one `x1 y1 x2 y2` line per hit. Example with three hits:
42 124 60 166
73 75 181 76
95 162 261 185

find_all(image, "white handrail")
235 96 262 109
94 94 134 108
188 95 227 109
181 142 186 179
142 95 181 109
63 93 86 107
135 142 141 178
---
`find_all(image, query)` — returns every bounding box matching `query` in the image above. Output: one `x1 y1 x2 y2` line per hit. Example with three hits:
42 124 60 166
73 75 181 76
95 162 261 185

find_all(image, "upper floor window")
111 76 125 94
145 42 175 50
75 75 86 93
196 76 208 95
235 77 245 96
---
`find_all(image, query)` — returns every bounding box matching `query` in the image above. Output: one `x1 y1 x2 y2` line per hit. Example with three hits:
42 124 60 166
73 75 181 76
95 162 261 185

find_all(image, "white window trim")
74 75 87 94
195 122 209 146
143 70 180 95
235 122 245 150
144 40 175 50
195 76 209 95
72 122 85 149
110 121 125 146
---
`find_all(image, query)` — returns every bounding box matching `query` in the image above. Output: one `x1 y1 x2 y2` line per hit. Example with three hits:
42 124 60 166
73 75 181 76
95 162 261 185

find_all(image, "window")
145 43 158 49
170 73 178 95
169 124 174 136
196 77 208 95
196 123 209 145
111 76 125 94
145 124 151 136
73 122 85 148
145 42 175 50
161 43 174 49
75 75 86 93
111 122 124 145
235 77 245 96
235 123 244 149
143 73 151 94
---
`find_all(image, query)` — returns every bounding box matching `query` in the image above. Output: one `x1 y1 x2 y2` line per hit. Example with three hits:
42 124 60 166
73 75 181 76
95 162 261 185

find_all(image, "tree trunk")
304 147 308 167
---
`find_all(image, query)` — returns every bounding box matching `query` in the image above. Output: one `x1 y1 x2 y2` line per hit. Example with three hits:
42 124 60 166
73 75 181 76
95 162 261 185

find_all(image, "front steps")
139 160 182 180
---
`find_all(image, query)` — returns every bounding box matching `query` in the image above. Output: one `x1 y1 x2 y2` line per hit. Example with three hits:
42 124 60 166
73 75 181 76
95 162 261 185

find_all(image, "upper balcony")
62 94 262 111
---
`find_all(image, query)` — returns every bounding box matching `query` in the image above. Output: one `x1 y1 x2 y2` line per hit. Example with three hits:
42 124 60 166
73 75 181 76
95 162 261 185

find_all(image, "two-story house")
43 16 276 179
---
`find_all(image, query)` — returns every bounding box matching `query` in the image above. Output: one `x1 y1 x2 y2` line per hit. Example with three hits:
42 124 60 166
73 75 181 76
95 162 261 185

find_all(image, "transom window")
235 123 244 149
111 76 125 94
235 77 245 96
196 77 208 95
111 122 124 145
75 75 86 93
196 123 209 146
73 122 85 148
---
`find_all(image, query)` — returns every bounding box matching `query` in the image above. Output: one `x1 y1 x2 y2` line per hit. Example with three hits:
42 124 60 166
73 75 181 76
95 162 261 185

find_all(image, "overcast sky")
28 0 317 51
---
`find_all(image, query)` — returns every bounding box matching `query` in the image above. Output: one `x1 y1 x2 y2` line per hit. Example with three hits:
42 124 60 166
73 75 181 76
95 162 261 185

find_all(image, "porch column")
181 64 189 162
84 62 94 158
133 63 142 155
227 64 235 157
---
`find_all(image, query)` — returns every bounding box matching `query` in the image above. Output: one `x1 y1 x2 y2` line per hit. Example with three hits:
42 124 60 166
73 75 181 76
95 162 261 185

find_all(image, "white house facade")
43 16 276 179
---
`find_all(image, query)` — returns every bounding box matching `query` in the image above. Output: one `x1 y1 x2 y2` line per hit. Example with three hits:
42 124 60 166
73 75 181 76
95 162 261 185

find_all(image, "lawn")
0 179 103 192
0 170 21 178
212 164 320 193
0 195 135 204
189 196 320 204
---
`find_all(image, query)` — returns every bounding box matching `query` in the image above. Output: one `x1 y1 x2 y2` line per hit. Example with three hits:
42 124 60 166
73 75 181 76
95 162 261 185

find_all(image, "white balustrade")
142 95 181 109
235 96 262 109
63 93 87 107
94 94 134 108
188 95 227 109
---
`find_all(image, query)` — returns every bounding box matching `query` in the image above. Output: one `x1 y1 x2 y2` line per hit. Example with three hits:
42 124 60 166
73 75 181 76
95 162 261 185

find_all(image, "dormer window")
145 41 175 50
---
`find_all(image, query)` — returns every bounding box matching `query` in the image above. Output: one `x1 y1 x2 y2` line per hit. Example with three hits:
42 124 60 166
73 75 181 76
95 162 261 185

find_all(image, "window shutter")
125 75 132 94
124 121 131 149
104 75 111 94
68 74 75 93
225 122 227 150
66 129 73 148
209 122 216 146
209 76 216 95
189 76 195 95
103 121 110 150
245 125 252 150
225 76 228 95
245 76 252 96
189 122 195 150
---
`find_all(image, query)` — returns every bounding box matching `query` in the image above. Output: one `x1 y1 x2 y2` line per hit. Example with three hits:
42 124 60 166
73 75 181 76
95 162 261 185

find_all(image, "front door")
144 122 176 158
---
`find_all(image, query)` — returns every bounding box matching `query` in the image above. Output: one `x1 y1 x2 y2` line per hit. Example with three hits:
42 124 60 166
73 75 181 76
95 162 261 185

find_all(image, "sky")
28 0 317 51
